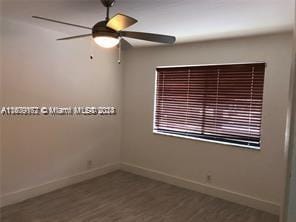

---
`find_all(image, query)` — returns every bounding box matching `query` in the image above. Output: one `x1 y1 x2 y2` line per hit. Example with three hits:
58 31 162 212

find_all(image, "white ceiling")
1 0 295 46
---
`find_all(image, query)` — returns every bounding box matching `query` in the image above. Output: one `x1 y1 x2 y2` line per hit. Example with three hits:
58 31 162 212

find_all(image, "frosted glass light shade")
94 36 119 48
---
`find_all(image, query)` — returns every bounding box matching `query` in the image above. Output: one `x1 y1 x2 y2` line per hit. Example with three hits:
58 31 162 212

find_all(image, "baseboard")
121 162 280 215
1 162 281 215
0 163 120 208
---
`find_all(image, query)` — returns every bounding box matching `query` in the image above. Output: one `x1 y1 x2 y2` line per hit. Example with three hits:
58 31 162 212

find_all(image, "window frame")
152 62 266 150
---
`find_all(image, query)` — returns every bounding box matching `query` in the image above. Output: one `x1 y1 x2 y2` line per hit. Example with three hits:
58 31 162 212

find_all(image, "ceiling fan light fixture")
33 0 176 52
94 36 119 48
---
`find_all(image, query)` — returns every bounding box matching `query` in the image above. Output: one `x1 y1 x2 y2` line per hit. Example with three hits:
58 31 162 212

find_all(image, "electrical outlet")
87 160 93 169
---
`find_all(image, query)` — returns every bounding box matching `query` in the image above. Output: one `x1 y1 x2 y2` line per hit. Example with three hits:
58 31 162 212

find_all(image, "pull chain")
118 38 122 64
89 39 94 60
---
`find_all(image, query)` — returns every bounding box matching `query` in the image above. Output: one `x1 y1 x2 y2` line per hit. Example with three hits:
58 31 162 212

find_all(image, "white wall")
121 33 293 214
0 18 122 205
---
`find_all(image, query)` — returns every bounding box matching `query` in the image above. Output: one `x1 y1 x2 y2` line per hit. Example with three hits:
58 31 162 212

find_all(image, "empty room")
1 0 296 221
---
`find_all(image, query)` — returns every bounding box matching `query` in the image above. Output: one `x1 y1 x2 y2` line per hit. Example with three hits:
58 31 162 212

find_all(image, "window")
153 63 265 149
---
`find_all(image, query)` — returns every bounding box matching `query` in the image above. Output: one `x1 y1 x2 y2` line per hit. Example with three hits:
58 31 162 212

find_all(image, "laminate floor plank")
0 171 279 222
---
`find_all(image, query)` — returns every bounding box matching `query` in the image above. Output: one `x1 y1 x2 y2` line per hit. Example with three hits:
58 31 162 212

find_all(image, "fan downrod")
101 0 115 20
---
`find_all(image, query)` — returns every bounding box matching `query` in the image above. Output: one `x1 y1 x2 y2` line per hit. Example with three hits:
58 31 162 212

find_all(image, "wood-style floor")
1 171 279 222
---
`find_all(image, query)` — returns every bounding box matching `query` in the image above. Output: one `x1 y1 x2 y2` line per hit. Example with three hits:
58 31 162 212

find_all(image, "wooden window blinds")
154 63 266 148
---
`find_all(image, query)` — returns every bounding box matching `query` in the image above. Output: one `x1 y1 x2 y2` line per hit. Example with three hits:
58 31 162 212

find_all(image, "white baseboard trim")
0 163 120 208
121 162 280 215
0 162 280 215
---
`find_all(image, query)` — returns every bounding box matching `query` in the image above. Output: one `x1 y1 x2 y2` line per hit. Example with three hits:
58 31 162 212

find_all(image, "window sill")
153 130 261 151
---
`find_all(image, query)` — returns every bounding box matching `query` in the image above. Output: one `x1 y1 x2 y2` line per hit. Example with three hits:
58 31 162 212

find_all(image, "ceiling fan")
32 0 176 49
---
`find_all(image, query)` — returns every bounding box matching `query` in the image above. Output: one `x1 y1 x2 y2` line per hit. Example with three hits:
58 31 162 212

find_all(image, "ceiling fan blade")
57 34 92 41
120 38 133 50
107 13 137 31
120 31 176 44
32 16 92 30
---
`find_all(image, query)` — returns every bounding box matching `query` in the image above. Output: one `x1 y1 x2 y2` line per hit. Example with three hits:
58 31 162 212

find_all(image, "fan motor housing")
92 21 119 39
